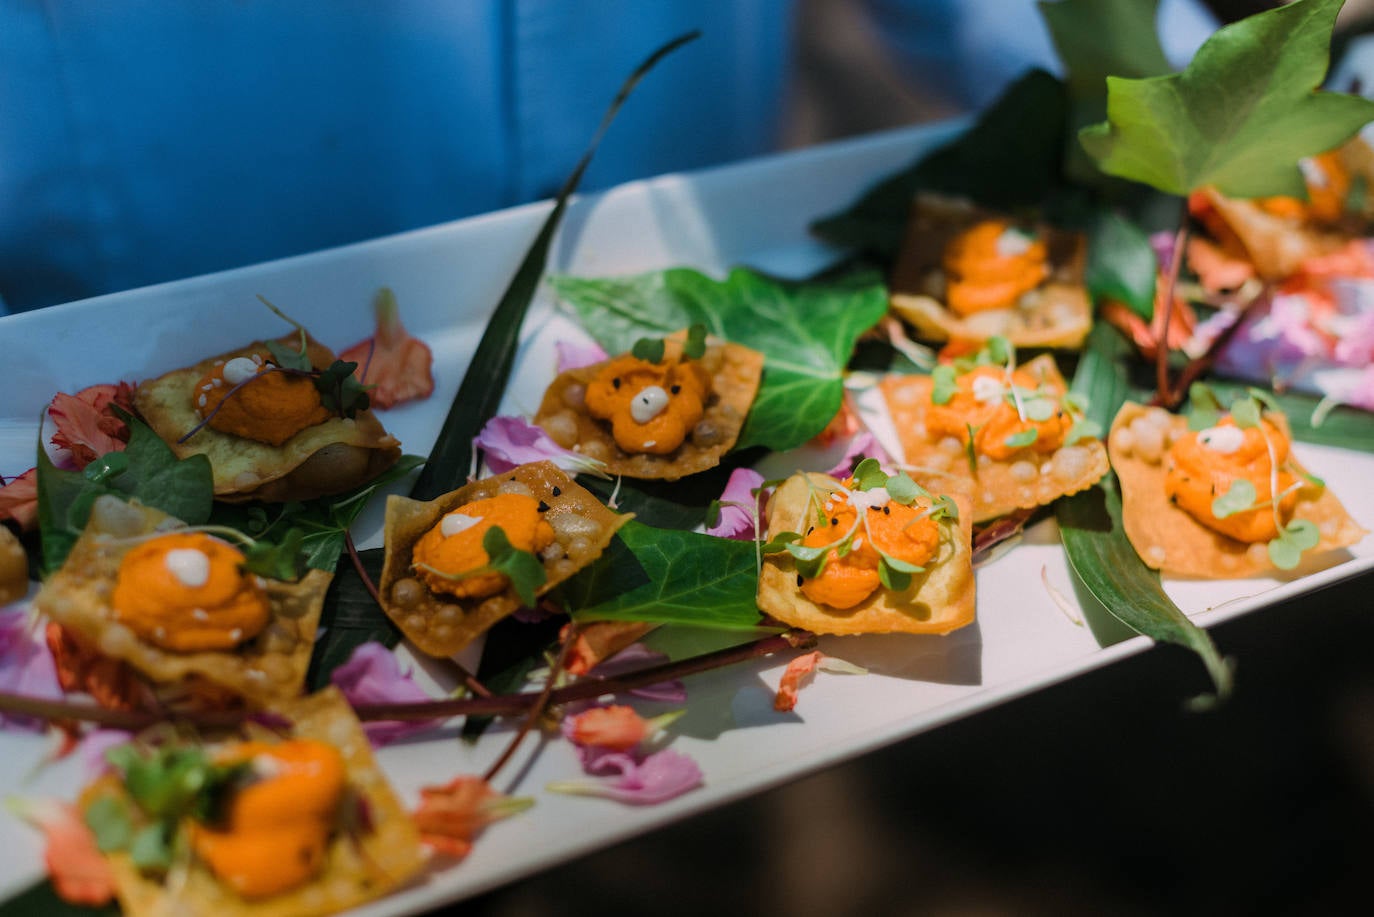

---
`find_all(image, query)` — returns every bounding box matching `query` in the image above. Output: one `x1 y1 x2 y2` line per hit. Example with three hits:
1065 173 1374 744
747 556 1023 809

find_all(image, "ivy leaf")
551 266 888 451
239 527 306 581
561 520 766 631
1079 0 1374 198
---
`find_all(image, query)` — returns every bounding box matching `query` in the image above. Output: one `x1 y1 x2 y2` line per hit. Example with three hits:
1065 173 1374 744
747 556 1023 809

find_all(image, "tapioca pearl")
551 558 577 580
496 481 534 498
891 384 920 406
1010 460 1038 482
478 597 506 620
1247 543 1270 566
431 624 455 645
391 577 425 608
404 613 427 634
434 603 463 626
261 620 298 653
691 420 725 448
232 471 263 491
562 383 587 410
1127 419 1165 463
549 513 601 540
580 439 610 461
1146 545 1167 565
98 623 138 656
1049 445 1094 482
567 536 592 557
541 541 567 562
542 411 579 448
938 436 964 455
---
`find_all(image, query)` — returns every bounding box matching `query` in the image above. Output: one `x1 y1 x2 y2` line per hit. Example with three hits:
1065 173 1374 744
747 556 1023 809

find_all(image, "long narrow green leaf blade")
409 31 700 502
1058 323 1232 704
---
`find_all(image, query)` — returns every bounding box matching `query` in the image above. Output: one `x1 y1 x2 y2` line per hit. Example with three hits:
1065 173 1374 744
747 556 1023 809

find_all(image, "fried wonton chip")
135 334 402 503
0 524 26 605
83 687 426 917
380 460 630 657
880 355 1109 522
34 496 329 705
1189 186 1352 282
757 472 975 635
889 194 1092 349
1109 402 1366 578
533 333 764 481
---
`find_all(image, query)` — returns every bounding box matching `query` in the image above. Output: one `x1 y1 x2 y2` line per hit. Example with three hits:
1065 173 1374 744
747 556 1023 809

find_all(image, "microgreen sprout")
414 526 547 607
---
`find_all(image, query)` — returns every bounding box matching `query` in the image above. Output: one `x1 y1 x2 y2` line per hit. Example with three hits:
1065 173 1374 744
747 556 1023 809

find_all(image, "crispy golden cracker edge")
888 194 1091 349
34 496 329 705
880 355 1110 522
1195 187 1349 282
134 334 401 502
533 337 764 481
82 687 426 917
379 460 631 657
757 472 975 636
1109 402 1367 578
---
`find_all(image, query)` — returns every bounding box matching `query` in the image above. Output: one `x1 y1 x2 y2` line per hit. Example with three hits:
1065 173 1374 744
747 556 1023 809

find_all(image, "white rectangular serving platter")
2 120 1372 916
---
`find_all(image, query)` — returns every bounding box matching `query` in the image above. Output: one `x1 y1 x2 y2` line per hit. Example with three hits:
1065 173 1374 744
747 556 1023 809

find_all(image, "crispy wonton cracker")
35 496 329 705
757 472 975 636
889 194 1091 349
380 460 629 657
83 687 426 917
1109 402 1366 578
136 334 401 502
880 355 1109 522
534 334 764 481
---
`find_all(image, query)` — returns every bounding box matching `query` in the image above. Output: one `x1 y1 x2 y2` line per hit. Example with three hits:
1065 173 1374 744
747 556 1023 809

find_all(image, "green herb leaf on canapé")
1079 0 1374 199
631 336 667 363
1202 379 1374 451
560 520 767 631
551 266 888 452
1211 479 1257 519
1055 322 1232 705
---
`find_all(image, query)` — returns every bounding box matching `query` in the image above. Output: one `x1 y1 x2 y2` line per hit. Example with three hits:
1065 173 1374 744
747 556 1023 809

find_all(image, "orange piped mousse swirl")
110 532 270 652
798 485 940 610
924 365 1072 461
191 739 347 900
942 219 1049 316
193 352 331 446
1164 417 1298 543
583 354 710 455
411 493 555 600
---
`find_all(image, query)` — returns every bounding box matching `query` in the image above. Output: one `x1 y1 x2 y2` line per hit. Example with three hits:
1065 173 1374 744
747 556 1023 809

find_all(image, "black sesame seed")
883 506 891 515
671 384 681 394
537 500 550 513
552 486 562 496
830 517 839 526
796 573 804 587
612 377 621 389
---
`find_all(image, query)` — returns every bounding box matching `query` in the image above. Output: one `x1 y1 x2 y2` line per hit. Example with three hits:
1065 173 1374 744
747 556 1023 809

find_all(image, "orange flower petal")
48 383 134 469
10 798 116 907
0 467 38 530
566 705 649 752
412 775 531 861
774 650 824 712
339 289 435 410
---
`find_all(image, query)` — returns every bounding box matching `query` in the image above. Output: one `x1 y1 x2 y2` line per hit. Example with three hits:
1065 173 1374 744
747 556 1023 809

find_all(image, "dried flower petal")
774 650 823 712
705 467 766 540
474 415 608 476
47 383 135 470
339 288 435 409
412 775 533 860
0 468 39 530
564 705 650 752
587 642 686 703
547 748 703 805
330 642 438 746
44 623 144 712
6 797 116 906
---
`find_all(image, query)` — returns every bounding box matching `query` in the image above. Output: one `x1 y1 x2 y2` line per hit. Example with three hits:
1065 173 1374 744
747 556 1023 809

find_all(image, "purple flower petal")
77 730 134 779
556 339 610 372
549 748 703 805
705 467 766 541
331 642 438 746
473 415 608 476
0 606 63 732
588 643 687 704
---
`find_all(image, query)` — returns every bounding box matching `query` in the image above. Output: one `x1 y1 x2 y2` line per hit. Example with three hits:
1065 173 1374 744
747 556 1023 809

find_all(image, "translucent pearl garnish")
630 385 671 423
441 512 482 537
1198 425 1245 454
163 548 210 588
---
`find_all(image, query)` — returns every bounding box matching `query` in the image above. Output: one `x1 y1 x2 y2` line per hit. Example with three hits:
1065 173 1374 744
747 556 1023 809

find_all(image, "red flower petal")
339 289 435 410
47 382 135 470
774 650 824 712
0 467 39 530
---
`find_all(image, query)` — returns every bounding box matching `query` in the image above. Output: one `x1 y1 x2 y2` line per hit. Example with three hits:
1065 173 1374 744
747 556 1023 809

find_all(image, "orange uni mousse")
411 493 555 600
1164 416 1298 543
798 485 940 610
193 352 331 446
942 219 1049 317
924 364 1072 461
191 739 347 900
582 354 710 455
110 532 269 652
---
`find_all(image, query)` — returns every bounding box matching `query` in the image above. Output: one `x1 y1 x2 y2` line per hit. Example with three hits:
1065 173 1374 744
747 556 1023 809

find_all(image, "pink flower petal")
556 339 610 372
705 467 767 540
587 643 686 704
0 607 63 731
824 431 891 480
473 415 607 477
330 642 437 746
549 748 703 805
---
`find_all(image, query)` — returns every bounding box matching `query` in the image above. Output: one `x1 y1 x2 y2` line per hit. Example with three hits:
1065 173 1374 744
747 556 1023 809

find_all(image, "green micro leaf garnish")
1004 427 1039 450
931 365 958 405
1211 479 1257 519
631 336 666 363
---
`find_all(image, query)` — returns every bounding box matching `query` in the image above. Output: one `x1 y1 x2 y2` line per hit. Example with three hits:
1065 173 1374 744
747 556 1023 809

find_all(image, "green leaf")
83 795 134 853
1204 379 1374 451
408 31 700 502
931 365 958 405
315 359 371 417
305 547 401 691
811 69 1070 259
1004 428 1039 450
885 472 924 505
0 880 120 917
1079 0 1374 198
562 520 765 631
850 457 887 490
1083 207 1158 317
631 336 666 363
1211 479 1257 519
481 525 547 608
877 557 912 592
552 266 888 451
